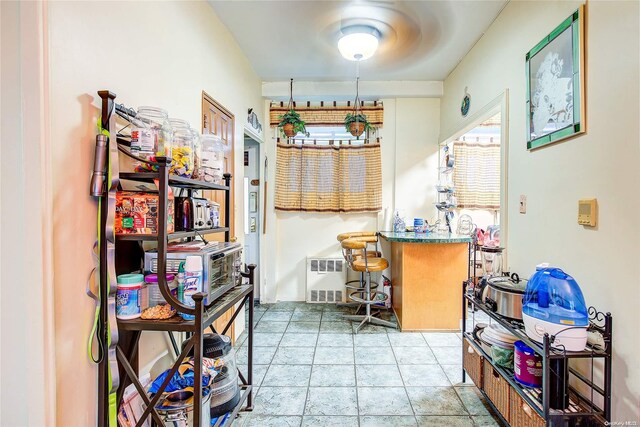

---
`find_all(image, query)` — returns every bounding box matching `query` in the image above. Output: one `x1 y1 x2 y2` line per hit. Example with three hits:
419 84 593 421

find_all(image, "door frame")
201 91 235 239
439 90 510 268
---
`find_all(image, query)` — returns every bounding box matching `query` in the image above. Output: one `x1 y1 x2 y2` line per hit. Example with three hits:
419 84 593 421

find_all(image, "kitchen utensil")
514 341 543 388
155 389 212 427
523 266 589 351
484 274 527 320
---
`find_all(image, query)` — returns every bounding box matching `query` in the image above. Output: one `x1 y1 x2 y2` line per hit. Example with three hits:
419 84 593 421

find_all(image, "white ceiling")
209 0 508 82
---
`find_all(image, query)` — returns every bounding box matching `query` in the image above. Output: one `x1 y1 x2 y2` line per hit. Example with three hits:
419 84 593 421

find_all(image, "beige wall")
440 1 640 421
48 1 262 425
262 97 441 302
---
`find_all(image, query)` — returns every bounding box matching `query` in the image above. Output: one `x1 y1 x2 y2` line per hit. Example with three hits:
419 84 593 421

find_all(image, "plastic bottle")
181 256 203 320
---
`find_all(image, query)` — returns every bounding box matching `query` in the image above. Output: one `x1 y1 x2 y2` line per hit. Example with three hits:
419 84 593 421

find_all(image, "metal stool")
340 237 397 333
336 232 380 313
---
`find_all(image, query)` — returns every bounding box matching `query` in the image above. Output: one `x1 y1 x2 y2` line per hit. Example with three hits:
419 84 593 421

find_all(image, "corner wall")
262 97 441 302
47 2 263 424
440 1 640 421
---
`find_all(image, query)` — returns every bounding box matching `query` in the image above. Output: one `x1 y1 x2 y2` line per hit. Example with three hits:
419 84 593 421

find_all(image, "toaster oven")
144 242 242 304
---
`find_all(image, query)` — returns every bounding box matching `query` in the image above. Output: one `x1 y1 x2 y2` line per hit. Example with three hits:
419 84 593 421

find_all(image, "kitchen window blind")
453 140 501 210
275 141 382 213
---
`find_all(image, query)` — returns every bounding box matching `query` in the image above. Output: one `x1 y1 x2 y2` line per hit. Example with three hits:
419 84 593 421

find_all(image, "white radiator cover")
305 257 347 303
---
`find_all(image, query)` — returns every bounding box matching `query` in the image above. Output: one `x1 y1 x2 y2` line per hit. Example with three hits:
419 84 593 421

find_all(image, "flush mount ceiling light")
338 25 381 61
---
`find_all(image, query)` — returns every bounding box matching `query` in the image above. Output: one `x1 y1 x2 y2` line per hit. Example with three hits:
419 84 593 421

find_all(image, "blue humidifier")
522 265 589 352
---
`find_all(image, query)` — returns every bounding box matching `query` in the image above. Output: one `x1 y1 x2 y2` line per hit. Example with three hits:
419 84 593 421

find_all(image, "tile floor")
233 302 500 427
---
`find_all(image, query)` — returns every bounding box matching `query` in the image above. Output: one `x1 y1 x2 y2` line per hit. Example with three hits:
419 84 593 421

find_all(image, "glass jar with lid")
131 106 173 172
200 133 225 183
168 118 194 178
190 128 202 180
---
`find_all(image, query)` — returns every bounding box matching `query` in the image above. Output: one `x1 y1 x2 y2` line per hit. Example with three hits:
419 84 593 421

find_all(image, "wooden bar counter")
380 232 472 331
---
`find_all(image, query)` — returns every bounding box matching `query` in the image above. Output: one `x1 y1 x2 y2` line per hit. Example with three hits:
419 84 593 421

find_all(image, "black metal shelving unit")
95 90 254 427
462 283 612 426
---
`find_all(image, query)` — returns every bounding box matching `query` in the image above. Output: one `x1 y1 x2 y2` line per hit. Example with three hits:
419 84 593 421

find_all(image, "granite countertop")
379 231 473 244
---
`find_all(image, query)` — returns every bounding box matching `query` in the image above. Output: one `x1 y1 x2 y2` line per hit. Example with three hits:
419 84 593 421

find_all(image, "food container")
115 191 175 236
145 273 177 307
200 134 225 183
169 118 195 178
131 106 173 172
514 341 542 388
116 273 145 319
490 345 514 369
480 246 503 276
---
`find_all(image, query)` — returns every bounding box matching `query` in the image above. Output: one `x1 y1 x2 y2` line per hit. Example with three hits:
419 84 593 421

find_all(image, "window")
274 127 381 213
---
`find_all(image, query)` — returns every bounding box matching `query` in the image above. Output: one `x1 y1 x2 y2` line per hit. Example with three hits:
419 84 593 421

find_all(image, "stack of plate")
478 324 518 368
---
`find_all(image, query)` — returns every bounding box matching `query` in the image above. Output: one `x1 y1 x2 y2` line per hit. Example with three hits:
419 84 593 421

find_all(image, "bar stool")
336 232 380 312
341 237 396 333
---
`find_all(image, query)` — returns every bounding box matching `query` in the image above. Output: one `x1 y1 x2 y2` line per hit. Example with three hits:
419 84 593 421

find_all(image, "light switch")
519 195 527 214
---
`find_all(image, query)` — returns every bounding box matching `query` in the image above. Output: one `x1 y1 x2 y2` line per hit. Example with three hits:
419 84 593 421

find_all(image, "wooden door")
202 92 235 242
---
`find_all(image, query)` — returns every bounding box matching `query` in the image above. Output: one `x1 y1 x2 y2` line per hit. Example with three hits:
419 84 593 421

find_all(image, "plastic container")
514 341 543 388
132 106 173 172
200 134 225 183
145 273 176 307
168 118 194 178
116 273 145 319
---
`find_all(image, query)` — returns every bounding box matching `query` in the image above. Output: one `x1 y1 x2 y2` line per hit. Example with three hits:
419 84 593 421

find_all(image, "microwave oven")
144 242 242 304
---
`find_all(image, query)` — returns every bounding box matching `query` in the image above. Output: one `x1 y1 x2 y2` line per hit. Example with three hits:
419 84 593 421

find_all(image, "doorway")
440 91 509 266
243 135 261 299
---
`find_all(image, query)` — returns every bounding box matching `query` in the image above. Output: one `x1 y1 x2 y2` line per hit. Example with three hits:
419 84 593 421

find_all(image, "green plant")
344 113 375 133
278 109 308 137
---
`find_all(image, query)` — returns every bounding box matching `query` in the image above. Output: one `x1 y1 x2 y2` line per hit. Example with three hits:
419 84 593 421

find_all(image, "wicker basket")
483 359 510 423
509 388 546 427
463 338 484 389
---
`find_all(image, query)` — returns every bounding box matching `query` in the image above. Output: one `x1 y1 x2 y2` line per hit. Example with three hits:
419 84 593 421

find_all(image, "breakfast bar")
380 232 472 331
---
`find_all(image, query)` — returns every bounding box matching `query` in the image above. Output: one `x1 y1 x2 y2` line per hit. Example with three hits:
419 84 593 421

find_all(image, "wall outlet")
519 195 527 214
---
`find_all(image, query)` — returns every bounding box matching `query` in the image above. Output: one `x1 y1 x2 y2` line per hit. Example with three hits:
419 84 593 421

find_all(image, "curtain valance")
269 101 384 127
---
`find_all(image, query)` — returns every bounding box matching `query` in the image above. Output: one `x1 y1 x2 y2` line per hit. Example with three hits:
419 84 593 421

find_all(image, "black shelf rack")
462 286 612 426
95 90 254 427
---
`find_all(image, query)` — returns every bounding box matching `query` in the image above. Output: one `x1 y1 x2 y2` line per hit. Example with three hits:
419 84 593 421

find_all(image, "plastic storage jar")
199 134 225 183
116 273 145 319
168 118 195 178
145 273 176 307
131 106 173 172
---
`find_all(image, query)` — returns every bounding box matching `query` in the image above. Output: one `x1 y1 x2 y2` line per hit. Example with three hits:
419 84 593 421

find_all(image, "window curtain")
269 101 383 127
453 141 500 210
275 142 382 212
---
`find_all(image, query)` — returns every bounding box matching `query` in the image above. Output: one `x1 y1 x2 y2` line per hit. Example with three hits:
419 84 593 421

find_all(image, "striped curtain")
453 141 500 210
269 102 383 127
275 142 382 212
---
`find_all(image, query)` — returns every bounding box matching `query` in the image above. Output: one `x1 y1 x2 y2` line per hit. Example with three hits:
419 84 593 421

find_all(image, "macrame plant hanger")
350 61 366 141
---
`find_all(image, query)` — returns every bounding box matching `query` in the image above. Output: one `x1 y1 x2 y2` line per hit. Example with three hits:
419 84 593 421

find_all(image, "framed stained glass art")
526 6 585 150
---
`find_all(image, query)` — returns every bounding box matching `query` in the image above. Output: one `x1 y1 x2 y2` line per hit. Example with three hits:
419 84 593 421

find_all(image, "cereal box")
115 191 174 235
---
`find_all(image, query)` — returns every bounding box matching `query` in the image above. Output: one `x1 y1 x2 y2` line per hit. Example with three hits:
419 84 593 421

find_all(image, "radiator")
305 257 347 303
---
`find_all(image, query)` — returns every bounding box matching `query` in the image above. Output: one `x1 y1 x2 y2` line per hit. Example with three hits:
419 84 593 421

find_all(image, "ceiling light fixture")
338 25 381 61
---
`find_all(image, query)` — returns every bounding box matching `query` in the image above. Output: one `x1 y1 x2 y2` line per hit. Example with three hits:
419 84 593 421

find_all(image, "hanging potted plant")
278 109 307 138
344 112 374 138
277 78 308 138
345 77 375 139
